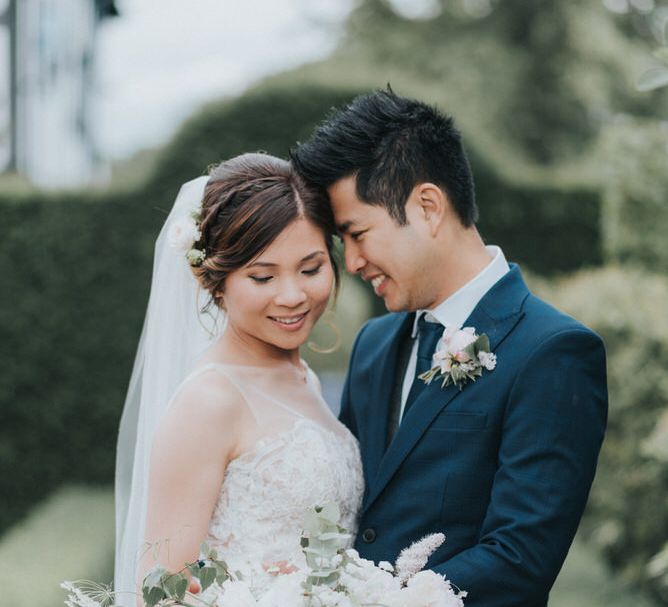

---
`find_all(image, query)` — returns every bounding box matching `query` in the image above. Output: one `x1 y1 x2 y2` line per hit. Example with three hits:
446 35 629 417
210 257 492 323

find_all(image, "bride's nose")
273 277 308 308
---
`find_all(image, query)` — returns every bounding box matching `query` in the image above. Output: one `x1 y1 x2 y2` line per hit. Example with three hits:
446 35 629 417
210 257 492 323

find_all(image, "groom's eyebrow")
247 251 326 268
337 221 354 235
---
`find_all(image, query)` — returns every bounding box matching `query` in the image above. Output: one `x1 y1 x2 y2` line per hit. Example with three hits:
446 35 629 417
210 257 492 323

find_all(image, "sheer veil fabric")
114 176 225 606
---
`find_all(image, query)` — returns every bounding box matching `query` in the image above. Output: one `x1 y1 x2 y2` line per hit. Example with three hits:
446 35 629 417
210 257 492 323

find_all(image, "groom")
292 90 608 606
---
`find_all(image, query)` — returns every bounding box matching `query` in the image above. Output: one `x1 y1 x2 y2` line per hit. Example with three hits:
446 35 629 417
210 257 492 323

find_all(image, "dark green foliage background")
0 188 158 531
470 149 602 274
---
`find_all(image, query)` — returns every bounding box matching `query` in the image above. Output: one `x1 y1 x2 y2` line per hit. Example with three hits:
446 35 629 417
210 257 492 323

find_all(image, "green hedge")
598 117 668 270
0 82 603 537
0 188 158 533
470 147 602 275
532 266 668 604
145 85 362 207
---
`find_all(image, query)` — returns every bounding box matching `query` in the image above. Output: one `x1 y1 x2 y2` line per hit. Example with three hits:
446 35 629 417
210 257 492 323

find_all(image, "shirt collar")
411 245 510 337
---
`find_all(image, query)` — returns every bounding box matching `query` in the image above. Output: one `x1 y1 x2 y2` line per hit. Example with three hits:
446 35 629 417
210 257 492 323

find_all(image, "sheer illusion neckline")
188 362 352 469
194 358 311 387
196 361 317 413
195 359 310 375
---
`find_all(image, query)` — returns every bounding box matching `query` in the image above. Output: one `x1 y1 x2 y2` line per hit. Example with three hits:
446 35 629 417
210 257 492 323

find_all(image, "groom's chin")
381 296 407 314
381 292 420 314
372 281 412 313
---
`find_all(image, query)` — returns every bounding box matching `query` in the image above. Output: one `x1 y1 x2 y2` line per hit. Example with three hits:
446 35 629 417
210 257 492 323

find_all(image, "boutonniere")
419 326 497 390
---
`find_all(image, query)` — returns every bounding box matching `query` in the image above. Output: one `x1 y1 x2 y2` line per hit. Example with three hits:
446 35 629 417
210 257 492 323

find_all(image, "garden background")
1 1 668 606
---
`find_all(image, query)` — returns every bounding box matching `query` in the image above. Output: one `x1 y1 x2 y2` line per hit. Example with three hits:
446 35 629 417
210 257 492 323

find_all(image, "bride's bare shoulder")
163 366 247 431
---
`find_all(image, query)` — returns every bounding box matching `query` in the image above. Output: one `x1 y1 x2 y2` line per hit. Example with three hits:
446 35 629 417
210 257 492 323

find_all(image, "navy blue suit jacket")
339 265 607 607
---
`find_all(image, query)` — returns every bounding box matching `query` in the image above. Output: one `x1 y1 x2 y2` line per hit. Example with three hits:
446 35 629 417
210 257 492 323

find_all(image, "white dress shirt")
399 245 510 422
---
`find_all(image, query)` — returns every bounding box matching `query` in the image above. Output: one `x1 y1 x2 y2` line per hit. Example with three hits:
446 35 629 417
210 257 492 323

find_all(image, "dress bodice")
186 362 364 595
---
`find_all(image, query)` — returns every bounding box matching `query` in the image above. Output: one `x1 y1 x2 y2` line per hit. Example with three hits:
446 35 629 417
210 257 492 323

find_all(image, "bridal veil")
114 176 225 606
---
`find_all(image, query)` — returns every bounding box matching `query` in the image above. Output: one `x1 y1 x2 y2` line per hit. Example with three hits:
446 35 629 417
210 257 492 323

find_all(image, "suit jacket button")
362 528 376 543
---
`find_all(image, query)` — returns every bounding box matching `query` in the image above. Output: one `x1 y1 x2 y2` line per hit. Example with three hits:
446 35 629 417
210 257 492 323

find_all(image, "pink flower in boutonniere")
419 326 496 390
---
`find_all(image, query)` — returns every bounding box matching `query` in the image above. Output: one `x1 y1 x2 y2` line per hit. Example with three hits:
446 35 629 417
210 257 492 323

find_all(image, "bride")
114 153 364 606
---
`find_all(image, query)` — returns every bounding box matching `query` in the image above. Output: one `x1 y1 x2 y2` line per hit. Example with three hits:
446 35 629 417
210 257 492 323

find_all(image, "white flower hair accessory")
167 208 206 266
419 325 497 390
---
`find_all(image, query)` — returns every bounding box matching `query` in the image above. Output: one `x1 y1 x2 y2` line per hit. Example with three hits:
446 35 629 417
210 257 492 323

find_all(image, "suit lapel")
360 312 414 486
362 265 529 514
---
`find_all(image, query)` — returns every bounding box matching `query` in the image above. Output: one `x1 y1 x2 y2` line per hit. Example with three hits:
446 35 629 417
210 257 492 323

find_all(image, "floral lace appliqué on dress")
192 363 364 595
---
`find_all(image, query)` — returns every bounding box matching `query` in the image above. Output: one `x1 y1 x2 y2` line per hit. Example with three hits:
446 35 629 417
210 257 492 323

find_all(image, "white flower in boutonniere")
419 326 496 390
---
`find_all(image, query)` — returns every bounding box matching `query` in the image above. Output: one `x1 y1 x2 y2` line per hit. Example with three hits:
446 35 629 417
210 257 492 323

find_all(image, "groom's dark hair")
290 89 478 226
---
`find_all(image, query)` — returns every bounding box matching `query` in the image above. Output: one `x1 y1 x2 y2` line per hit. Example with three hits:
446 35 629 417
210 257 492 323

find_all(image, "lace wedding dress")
176 360 364 597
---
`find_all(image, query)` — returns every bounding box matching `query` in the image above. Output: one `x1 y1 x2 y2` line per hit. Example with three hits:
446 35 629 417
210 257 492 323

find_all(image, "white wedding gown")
176 361 364 597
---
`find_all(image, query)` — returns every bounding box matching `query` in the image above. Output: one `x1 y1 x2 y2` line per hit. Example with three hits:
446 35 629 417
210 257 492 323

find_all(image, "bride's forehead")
258 218 327 255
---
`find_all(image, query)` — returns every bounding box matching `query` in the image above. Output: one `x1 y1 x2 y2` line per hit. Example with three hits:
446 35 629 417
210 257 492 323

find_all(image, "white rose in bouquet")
339 553 402 606
402 569 466 607
215 580 257 607
256 571 305 607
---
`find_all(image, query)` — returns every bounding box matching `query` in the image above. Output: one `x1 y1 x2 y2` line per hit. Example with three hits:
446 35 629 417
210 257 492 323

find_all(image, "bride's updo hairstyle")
191 152 339 307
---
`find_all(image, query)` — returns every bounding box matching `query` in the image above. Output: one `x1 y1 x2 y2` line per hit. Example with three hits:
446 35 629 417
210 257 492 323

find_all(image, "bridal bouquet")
62 503 466 607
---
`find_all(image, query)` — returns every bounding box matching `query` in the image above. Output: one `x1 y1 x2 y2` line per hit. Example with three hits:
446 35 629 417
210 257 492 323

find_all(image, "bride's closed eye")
249 265 322 284
302 264 323 276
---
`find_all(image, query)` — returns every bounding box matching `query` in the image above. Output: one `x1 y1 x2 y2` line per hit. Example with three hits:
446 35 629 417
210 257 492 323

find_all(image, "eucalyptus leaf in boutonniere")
419 326 497 390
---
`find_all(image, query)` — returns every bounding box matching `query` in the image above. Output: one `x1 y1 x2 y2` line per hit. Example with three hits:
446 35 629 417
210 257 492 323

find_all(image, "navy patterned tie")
402 315 444 419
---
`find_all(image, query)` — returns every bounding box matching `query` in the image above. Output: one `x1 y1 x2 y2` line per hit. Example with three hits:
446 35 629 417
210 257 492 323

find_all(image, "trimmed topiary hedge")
0 187 159 533
145 85 363 207
470 147 602 275
0 82 604 537
598 116 668 271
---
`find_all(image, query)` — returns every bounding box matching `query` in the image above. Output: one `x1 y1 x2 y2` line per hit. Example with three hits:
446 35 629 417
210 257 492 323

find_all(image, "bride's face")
222 217 334 352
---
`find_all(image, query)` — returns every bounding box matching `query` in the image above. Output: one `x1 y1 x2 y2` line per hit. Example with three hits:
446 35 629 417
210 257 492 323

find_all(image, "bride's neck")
212 324 302 368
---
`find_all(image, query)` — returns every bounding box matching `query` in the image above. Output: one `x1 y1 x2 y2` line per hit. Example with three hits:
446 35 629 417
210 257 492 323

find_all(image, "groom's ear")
413 183 448 237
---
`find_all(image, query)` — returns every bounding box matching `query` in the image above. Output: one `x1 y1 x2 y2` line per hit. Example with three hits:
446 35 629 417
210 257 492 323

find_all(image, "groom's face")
328 176 433 312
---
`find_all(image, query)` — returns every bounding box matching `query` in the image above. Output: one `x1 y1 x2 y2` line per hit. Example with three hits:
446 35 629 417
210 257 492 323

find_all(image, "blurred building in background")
0 0 117 189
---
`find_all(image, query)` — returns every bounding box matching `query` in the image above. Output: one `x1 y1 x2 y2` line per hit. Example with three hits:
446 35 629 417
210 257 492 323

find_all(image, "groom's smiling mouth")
368 274 388 296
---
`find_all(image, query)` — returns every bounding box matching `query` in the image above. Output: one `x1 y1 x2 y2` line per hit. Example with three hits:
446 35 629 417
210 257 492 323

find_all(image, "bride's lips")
268 311 309 332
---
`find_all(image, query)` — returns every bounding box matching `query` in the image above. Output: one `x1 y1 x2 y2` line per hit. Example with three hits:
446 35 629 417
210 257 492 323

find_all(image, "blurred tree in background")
284 0 668 180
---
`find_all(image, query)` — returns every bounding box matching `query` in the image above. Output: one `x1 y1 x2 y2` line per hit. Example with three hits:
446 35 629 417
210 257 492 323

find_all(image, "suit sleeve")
432 329 608 606
339 321 370 439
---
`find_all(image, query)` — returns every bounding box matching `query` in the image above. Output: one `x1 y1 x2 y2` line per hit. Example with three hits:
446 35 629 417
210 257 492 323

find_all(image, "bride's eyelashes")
302 264 323 276
249 264 323 284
